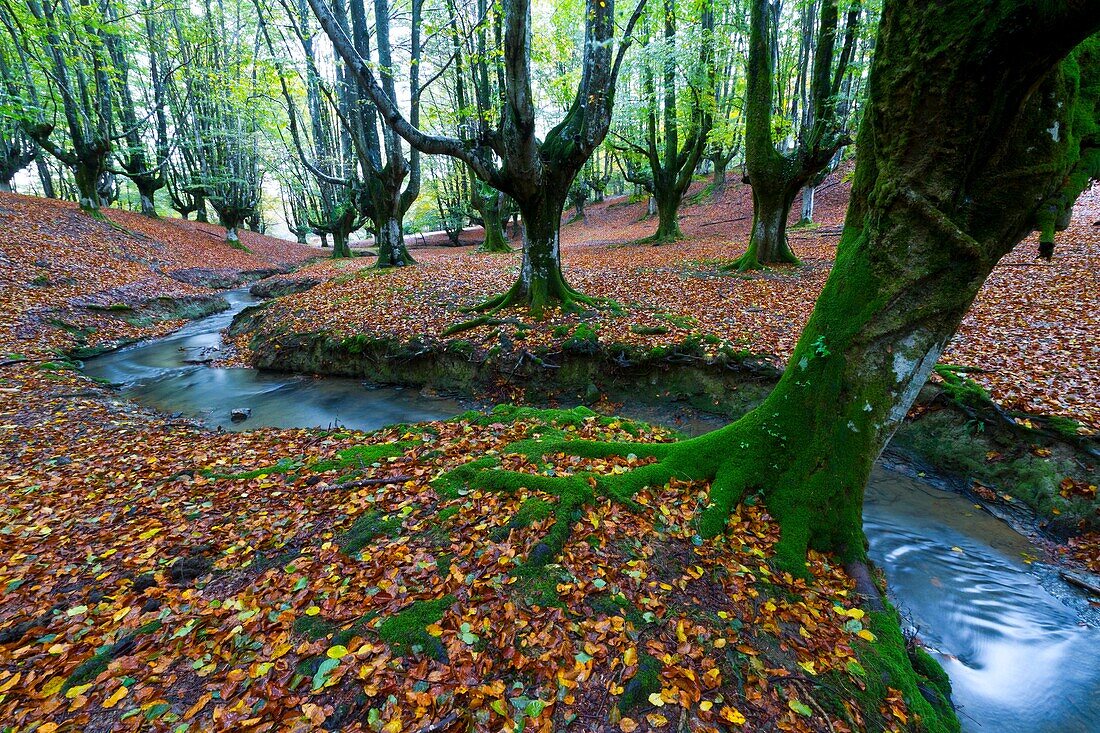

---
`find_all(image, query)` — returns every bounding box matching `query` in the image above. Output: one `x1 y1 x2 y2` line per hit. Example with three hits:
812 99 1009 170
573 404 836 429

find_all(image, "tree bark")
477 199 511 253
332 230 351 258
654 187 685 242
798 184 814 225
74 162 104 215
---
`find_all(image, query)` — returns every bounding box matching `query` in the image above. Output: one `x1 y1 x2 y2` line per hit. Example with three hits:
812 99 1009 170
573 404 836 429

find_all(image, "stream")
84 290 1100 733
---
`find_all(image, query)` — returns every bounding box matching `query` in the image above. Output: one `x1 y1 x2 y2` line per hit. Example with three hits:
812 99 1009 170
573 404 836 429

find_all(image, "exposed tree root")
722 243 801 272
434 413 869 580
444 275 620 335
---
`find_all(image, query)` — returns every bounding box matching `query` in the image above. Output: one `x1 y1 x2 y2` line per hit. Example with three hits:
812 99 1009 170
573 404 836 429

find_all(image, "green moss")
630 324 670 336
35 360 78 372
933 365 991 408
63 620 163 692
308 442 412 475
510 563 568 608
618 652 662 711
513 497 553 527
340 511 403 556
215 457 300 480
564 324 600 354
376 596 454 659
293 615 338 641
837 610 959 733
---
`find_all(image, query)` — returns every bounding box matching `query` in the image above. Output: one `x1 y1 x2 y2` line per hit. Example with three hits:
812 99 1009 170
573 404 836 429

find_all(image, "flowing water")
84 294 1100 733
83 290 466 432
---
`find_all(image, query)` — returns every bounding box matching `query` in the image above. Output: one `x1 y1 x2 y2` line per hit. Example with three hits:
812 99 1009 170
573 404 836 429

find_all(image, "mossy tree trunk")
731 0 856 269
74 160 106 216
331 230 352 258
478 202 511 252
475 189 591 317
653 183 686 241
473 182 511 253
472 0 1100 571
624 0 713 245
371 173 416 268
734 174 801 269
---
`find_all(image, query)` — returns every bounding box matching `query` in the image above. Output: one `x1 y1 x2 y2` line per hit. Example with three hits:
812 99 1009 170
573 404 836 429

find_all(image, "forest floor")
0 184 1095 732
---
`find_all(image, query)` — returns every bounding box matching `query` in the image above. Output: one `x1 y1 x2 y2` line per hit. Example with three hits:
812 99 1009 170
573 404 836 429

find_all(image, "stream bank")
233 301 1099 554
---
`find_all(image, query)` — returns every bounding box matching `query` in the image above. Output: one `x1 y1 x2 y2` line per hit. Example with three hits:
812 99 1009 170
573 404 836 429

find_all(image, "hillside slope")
0 193 316 357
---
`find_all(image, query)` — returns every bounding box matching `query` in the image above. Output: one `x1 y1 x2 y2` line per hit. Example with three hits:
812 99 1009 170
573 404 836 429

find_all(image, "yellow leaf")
103 686 129 708
382 718 402 733
699 700 713 712
138 527 163 540
719 705 746 725
623 646 637 666
327 645 349 659
646 713 669 726
648 692 665 707
857 629 876 642
250 662 273 678
426 623 443 637
65 683 91 699
845 608 865 620
798 660 817 675
40 676 65 697
305 606 321 616
0 673 20 692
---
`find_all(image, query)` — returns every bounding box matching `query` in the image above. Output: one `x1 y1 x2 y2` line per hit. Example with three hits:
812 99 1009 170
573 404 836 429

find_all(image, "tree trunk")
225 225 241 246
798 184 814 225
195 200 209 224
36 155 55 198
731 183 800 269
332 230 352 258
375 214 414 268
472 193 589 317
320 233 329 249
711 156 727 196
653 188 684 242
136 181 159 218
478 201 511 253
0 180 11 194
74 162 103 215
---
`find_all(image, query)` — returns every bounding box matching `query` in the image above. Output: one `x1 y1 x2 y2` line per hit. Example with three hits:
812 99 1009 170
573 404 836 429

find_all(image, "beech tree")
1035 35 1099 260
446 0 1100 664
0 34 35 193
731 0 860 269
105 0 170 217
309 0 648 315
615 0 716 243
1 0 117 215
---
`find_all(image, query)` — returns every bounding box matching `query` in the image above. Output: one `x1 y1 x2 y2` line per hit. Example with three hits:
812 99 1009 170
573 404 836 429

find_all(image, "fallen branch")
700 215 750 228
328 475 412 491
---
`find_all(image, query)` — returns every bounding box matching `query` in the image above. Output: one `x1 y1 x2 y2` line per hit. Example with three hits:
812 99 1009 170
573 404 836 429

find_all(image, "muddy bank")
236 312 1099 558
59 293 231 359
